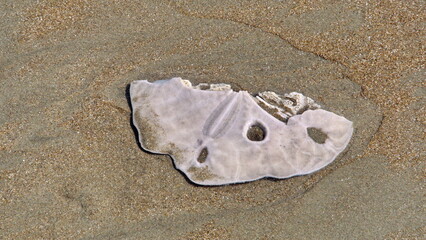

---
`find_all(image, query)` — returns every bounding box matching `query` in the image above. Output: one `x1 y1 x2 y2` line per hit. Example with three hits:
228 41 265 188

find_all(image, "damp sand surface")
0 0 424 239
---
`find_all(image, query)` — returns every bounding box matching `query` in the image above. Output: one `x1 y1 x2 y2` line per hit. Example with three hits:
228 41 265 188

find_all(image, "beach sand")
0 0 424 239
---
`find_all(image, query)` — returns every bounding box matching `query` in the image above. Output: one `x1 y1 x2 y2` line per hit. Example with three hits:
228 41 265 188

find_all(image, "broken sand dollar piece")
130 78 353 185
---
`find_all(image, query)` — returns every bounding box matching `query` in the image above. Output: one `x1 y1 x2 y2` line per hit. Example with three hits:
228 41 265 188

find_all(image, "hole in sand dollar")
246 123 266 141
307 127 328 144
197 147 209 163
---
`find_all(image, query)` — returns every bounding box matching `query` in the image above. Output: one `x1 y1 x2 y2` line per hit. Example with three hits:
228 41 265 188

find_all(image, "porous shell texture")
130 78 353 185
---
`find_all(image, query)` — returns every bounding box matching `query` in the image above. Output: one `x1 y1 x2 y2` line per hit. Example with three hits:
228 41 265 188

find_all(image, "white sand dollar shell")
130 78 353 185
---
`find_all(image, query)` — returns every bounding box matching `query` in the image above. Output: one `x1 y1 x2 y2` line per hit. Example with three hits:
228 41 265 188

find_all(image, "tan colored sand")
0 0 424 239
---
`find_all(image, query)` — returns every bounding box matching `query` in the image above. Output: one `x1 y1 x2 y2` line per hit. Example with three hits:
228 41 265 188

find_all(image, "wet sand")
0 0 424 239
